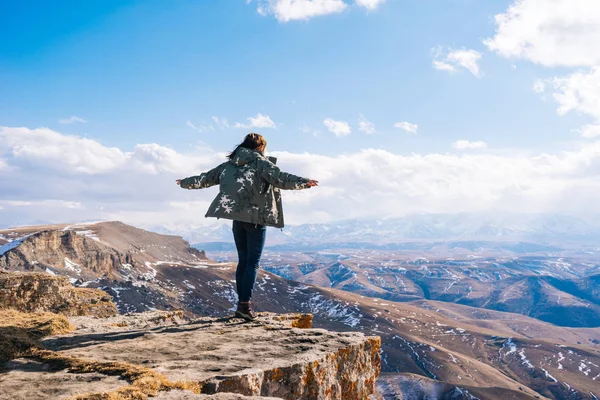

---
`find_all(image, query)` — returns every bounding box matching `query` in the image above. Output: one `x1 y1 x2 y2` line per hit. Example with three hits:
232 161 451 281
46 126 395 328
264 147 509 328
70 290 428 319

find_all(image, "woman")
177 133 318 321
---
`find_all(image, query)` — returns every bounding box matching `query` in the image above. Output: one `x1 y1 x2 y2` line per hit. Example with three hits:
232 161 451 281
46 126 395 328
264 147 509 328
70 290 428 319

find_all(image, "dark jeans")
232 220 267 302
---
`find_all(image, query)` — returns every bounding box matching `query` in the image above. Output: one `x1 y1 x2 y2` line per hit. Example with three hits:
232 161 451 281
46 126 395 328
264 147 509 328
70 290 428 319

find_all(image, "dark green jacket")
179 148 311 228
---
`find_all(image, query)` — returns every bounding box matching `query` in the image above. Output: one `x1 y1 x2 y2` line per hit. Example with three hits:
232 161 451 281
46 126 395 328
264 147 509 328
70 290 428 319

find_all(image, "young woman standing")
177 133 318 320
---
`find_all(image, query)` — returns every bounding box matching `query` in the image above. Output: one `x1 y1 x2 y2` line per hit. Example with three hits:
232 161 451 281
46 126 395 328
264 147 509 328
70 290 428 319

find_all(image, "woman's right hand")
176 179 182 186
307 180 319 187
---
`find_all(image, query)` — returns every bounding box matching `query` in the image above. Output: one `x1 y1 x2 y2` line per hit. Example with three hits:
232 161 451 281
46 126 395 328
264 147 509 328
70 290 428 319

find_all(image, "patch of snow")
45 268 56 275
579 361 591 376
183 280 196 290
74 230 101 242
287 284 310 294
303 294 362 327
207 280 237 311
141 262 158 280
542 368 558 382
501 338 517 356
518 349 534 369
64 258 82 274
110 286 127 298
155 261 188 266
62 221 102 231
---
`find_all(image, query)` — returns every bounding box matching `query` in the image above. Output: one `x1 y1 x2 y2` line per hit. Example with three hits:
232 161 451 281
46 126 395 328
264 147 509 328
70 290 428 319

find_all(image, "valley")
1 221 599 399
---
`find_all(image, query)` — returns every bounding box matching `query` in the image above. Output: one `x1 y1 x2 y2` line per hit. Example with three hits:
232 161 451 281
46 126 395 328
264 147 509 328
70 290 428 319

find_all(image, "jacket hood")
231 147 277 166
230 147 261 166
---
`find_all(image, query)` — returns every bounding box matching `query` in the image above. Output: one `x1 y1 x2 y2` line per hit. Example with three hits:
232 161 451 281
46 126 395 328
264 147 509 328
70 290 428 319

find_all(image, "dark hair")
227 133 267 160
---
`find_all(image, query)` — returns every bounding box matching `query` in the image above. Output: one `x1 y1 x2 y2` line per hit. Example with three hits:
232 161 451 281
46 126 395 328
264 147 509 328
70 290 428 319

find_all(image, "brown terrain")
249 248 600 328
1 307 380 400
1 221 599 399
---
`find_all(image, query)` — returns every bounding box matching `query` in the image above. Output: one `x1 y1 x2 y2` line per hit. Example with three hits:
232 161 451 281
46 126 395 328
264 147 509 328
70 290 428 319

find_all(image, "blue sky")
1 0 600 231
0 0 582 154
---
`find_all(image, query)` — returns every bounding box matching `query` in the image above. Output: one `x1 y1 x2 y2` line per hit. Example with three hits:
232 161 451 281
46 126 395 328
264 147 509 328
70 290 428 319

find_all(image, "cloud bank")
254 0 385 22
2 126 600 230
487 0 600 138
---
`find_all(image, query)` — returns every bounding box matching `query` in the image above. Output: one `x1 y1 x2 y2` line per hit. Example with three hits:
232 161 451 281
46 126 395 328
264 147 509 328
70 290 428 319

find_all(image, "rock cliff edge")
1 307 380 400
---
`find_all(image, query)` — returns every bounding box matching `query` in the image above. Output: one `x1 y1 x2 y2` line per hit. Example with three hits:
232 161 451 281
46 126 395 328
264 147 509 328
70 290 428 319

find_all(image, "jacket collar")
231 147 275 166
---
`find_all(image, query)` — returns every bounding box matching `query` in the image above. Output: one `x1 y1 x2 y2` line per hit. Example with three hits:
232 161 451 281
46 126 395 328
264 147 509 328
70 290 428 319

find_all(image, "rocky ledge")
0 271 117 317
1 312 381 400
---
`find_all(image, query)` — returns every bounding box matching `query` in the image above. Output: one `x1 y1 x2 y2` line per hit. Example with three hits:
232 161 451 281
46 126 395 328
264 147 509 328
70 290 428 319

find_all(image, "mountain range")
1 221 599 399
155 213 600 247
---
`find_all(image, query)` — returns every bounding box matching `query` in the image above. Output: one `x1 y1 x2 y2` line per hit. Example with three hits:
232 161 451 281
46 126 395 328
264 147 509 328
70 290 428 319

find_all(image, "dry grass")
69 287 119 318
0 272 117 318
0 308 74 362
30 349 202 400
0 308 199 399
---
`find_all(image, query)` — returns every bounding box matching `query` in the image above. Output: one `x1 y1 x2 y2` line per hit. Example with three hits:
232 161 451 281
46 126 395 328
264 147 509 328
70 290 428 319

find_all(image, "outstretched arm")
177 163 225 189
258 160 318 190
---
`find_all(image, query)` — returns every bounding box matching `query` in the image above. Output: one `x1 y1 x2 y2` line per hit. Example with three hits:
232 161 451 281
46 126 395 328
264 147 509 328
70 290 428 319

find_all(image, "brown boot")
235 301 256 321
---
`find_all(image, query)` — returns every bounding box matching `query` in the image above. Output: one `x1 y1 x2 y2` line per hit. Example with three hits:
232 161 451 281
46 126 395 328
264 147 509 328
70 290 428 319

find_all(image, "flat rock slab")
42 313 380 399
66 310 187 334
154 390 283 399
0 358 128 400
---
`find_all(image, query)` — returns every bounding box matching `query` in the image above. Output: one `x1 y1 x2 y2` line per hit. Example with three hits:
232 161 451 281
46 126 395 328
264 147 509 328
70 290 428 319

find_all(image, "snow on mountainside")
2 221 600 399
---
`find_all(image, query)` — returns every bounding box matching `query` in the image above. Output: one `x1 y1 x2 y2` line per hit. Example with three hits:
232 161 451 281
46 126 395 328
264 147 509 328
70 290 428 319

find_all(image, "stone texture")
0 271 117 317
42 313 380 400
0 358 128 400
0 223 208 275
154 390 283 399
0 230 128 275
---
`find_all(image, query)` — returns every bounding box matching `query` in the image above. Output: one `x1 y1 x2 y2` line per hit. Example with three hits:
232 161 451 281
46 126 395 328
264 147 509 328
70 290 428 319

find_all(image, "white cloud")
484 0 600 67
0 126 212 175
453 140 488 150
269 141 600 224
0 126 126 174
533 80 546 93
488 2 600 139
432 61 457 73
358 114 376 134
256 0 347 22
355 0 385 11
235 113 276 129
187 116 230 132
394 121 418 134
300 125 321 137
3 126 600 229
211 116 230 129
186 120 214 133
550 67 600 120
323 118 351 137
531 67 600 138
0 199 82 209
580 124 600 139
58 116 87 124
433 48 483 77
